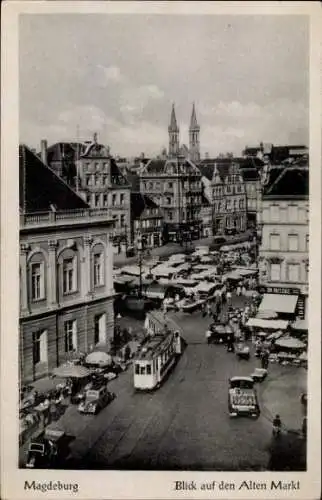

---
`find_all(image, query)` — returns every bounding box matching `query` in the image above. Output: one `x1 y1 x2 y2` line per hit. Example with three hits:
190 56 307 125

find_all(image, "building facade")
139 105 203 243
258 164 309 317
75 135 131 254
198 159 247 236
200 195 213 238
19 145 115 384
139 156 203 243
131 193 164 249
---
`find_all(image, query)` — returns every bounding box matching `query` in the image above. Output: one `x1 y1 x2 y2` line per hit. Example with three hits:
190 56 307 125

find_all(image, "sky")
19 14 309 157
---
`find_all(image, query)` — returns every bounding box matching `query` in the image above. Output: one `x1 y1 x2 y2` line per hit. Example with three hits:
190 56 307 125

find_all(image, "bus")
133 330 182 390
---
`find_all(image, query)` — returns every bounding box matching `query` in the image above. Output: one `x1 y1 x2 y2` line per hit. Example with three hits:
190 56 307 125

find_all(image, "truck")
228 376 260 418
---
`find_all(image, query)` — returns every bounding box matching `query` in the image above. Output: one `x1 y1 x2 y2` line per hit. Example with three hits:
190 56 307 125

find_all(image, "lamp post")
137 232 143 298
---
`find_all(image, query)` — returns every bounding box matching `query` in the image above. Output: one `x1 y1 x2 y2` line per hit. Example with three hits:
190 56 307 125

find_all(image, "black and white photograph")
1 2 321 499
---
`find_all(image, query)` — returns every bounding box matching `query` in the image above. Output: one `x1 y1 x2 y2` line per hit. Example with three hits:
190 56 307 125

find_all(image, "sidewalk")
259 363 307 431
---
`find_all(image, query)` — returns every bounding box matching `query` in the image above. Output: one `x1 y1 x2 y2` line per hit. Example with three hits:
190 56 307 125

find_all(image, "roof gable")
20 145 89 212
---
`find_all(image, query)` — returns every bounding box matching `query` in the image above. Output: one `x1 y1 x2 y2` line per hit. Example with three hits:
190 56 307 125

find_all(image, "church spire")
190 102 198 128
189 103 200 163
169 103 179 132
168 103 180 157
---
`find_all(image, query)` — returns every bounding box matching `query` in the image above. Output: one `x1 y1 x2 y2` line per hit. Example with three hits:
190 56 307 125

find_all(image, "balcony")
20 208 114 230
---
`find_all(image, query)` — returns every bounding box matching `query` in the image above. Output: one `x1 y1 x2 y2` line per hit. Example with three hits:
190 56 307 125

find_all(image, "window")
270 205 279 222
33 330 48 365
95 175 100 186
239 199 244 209
95 194 100 206
168 182 173 189
280 208 287 222
288 205 298 222
112 194 116 206
156 182 160 189
287 263 300 282
298 208 306 223
93 253 104 287
233 199 237 210
103 194 108 206
168 211 173 220
63 257 77 294
86 176 91 186
31 262 45 300
166 197 171 205
270 263 281 281
135 364 140 375
146 364 152 375
104 176 109 186
120 193 125 205
94 313 106 344
269 234 280 251
288 234 299 251
120 215 126 228
305 234 309 251
86 193 91 204
262 208 269 222
64 320 77 352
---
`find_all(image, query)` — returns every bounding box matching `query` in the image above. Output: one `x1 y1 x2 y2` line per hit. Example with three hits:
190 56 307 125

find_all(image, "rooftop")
263 165 309 198
20 144 89 213
130 192 162 219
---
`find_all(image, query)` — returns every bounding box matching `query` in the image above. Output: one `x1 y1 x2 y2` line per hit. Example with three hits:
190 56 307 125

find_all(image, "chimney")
40 140 48 165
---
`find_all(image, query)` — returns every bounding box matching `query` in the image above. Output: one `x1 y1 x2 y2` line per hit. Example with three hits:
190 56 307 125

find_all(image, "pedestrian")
242 284 247 296
206 303 211 316
202 302 207 317
226 290 232 305
272 414 282 436
236 284 241 296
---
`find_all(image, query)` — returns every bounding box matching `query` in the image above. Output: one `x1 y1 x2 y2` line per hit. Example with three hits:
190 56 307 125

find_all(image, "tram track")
75 346 195 466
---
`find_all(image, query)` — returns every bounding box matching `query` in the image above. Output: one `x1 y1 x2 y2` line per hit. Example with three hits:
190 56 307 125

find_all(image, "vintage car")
235 343 250 360
207 323 234 344
250 367 268 382
26 428 74 469
228 376 260 418
78 385 116 415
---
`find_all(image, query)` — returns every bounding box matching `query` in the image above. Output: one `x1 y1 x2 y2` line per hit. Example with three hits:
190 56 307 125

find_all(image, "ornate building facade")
258 164 309 318
19 145 115 383
139 105 203 243
74 135 131 254
198 159 247 235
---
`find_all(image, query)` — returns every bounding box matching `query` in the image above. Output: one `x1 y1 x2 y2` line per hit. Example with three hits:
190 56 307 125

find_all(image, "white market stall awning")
246 318 289 330
85 351 113 366
275 336 306 349
258 294 298 314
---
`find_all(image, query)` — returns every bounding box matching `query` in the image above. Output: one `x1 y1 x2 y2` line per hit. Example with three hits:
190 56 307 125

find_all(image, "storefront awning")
246 318 289 330
291 319 308 331
258 293 298 314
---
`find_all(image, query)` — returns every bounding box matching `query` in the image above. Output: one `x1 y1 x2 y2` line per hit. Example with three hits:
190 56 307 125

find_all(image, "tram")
134 330 182 390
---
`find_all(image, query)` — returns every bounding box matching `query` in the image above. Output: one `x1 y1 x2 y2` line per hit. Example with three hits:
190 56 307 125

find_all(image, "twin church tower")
168 103 200 163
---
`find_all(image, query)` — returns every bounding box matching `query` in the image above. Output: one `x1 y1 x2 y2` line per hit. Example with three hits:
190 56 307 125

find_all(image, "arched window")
92 243 105 287
28 252 47 301
59 248 78 295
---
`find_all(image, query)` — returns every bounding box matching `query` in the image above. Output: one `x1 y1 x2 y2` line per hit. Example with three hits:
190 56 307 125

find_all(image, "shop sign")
259 286 300 295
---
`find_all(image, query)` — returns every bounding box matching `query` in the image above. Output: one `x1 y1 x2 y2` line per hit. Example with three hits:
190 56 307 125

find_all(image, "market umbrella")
85 351 113 367
52 363 90 378
31 377 67 394
275 337 306 350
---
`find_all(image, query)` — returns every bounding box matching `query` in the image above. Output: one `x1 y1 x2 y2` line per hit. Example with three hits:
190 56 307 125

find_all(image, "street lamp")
137 232 143 298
